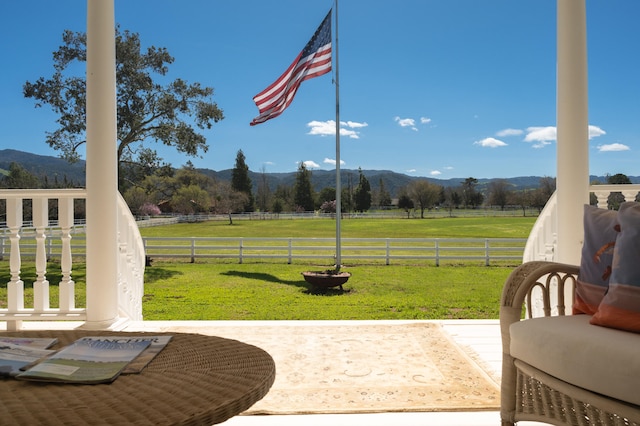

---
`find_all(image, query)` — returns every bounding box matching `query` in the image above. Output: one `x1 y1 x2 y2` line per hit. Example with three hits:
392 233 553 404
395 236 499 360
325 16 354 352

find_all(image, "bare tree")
487 179 511 210
212 181 249 225
407 179 441 218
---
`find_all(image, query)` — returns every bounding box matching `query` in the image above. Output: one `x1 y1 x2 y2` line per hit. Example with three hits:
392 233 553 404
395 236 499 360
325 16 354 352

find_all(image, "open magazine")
0 343 55 377
16 336 155 384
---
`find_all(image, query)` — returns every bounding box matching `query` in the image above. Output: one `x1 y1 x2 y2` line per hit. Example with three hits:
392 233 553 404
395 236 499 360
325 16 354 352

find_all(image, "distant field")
138 216 537 239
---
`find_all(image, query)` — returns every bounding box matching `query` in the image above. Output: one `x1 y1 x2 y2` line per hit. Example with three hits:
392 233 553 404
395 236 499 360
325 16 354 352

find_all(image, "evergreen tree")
354 168 372 212
231 150 254 212
293 162 315 211
378 178 392 208
255 166 271 212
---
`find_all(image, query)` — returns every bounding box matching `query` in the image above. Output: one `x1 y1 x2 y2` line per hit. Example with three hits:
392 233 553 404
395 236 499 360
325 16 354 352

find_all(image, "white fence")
1 235 526 266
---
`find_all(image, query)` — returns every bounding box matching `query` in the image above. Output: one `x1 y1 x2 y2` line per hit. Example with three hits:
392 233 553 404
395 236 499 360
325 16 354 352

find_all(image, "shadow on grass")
221 270 349 296
144 267 184 283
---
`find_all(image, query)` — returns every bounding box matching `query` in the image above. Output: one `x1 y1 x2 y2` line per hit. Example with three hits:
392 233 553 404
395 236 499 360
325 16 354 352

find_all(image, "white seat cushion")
510 314 640 406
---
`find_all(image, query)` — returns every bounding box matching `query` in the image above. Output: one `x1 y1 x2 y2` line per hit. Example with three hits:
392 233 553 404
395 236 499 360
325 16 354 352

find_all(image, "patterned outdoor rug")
160 323 500 415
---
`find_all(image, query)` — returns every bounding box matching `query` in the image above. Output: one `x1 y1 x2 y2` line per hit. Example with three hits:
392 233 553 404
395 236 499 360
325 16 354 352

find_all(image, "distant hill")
2 149 639 195
0 149 85 186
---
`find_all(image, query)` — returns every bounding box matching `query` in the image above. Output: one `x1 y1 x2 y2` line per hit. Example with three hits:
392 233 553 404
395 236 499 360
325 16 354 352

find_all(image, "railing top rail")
589 184 640 192
0 188 87 198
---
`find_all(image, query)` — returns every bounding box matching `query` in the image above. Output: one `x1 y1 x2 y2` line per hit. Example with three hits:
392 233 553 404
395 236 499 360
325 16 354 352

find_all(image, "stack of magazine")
0 335 172 384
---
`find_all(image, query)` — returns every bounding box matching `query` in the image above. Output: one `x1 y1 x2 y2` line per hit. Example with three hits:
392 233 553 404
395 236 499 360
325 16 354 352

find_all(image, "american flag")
250 10 332 126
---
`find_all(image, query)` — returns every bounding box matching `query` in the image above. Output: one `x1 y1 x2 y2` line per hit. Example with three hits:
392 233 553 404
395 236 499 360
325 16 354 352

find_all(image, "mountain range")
1 149 638 195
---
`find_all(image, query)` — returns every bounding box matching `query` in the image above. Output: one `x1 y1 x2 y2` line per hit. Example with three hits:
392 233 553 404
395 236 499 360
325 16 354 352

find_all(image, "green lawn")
143 262 511 320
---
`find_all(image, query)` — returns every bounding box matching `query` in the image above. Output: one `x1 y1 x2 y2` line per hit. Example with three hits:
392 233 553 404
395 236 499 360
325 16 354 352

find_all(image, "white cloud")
598 143 630 152
430 170 442 176
345 121 368 128
496 128 523 137
420 117 432 124
589 125 606 139
323 157 346 166
394 116 415 127
524 125 606 149
406 169 417 173
263 161 275 166
303 160 320 168
394 116 418 131
307 120 367 139
474 137 508 148
524 126 556 143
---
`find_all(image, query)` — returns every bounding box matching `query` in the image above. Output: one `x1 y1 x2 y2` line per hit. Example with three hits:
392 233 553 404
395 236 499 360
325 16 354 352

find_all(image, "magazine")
0 337 58 349
122 335 172 374
0 343 55 377
16 336 152 384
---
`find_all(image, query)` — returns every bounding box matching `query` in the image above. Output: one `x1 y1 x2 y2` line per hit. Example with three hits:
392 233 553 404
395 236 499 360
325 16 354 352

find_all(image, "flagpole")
334 0 342 270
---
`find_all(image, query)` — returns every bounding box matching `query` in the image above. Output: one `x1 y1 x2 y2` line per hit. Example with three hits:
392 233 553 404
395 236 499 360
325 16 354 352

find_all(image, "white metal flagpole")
334 0 342 270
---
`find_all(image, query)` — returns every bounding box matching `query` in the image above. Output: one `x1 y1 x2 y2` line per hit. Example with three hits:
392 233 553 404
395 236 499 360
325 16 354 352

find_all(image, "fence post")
288 239 292 264
190 239 195 263
386 239 390 265
435 240 440 267
239 238 243 264
485 239 490 266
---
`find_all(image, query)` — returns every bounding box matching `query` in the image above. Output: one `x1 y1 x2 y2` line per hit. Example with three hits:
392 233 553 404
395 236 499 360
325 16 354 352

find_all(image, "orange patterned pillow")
591 202 640 331
573 205 619 315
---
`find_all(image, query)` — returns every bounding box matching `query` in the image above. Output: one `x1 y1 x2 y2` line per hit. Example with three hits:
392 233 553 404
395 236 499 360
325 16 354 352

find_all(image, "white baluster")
32 197 50 311
622 190 639 203
592 191 610 209
58 197 75 311
6 198 24 331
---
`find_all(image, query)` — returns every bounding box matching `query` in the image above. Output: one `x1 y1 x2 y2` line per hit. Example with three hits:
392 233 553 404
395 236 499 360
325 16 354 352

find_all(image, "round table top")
0 330 276 425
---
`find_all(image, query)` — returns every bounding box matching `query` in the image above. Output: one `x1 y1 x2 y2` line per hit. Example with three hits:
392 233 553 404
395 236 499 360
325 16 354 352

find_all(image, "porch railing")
523 184 640 262
0 189 144 330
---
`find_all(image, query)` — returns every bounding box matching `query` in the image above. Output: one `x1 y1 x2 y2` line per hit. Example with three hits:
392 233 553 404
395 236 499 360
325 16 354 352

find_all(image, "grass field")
138 216 536 239
2 216 536 320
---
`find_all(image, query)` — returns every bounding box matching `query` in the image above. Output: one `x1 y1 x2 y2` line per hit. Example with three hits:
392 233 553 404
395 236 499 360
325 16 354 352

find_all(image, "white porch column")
556 0 589 265
84 0 120 329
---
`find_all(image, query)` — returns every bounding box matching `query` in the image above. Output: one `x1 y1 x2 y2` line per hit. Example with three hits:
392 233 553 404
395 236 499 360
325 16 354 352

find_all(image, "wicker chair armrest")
500 261 579 426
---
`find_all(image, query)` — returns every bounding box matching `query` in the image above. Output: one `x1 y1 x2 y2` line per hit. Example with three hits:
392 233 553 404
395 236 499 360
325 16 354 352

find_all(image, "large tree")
23 28 224 188
460 177 484 209
354 168 372 212
293 162 315 212
487 179 511 210
376 178 392 208
231 150 254 212
407 179 441 218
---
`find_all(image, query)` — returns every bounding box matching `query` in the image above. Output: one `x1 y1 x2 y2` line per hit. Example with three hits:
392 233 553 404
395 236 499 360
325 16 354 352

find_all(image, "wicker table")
0 330 276 425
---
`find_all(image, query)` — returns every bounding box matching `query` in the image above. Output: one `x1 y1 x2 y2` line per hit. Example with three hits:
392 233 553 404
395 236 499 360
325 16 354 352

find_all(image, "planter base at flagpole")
301 271 351 291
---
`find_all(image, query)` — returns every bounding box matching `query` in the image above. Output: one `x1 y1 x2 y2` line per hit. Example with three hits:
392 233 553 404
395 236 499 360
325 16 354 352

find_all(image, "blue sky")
1 1 639 179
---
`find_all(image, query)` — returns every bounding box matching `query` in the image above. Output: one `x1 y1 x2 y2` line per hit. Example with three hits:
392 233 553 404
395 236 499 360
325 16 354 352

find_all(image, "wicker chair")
500 261 640 426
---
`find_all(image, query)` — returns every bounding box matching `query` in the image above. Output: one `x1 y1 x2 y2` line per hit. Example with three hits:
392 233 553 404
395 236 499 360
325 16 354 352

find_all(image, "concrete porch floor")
5 319 545 426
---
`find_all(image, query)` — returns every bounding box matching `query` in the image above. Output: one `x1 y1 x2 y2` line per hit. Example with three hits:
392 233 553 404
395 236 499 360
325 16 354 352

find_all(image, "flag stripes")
250 10 332 126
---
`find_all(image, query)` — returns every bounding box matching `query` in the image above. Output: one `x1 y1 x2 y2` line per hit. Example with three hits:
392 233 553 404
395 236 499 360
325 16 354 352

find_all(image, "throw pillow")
591 202 640 332
573 204 619 315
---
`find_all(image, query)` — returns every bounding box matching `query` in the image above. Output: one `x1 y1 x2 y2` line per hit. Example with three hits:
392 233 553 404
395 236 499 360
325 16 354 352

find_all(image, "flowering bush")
320 200 336 213
139 202 161 216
